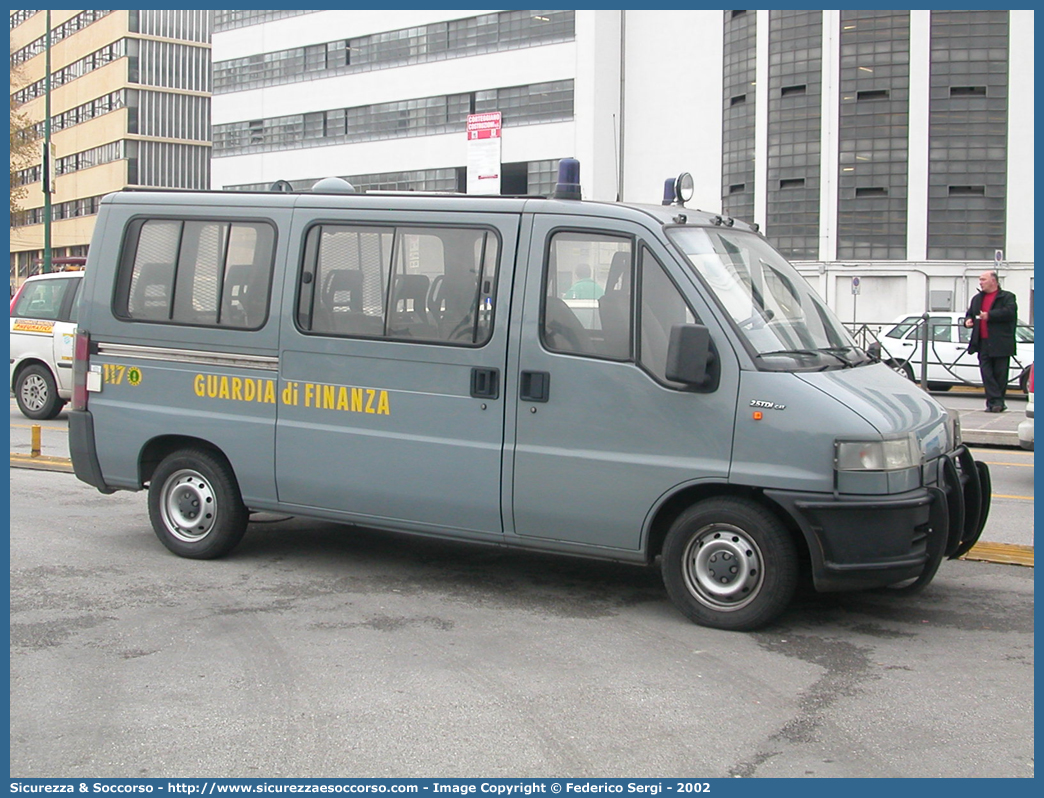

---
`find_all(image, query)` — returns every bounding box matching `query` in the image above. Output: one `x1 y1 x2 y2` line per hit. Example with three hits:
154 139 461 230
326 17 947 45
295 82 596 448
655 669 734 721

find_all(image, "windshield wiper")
818 346 870 367
755 349 848 369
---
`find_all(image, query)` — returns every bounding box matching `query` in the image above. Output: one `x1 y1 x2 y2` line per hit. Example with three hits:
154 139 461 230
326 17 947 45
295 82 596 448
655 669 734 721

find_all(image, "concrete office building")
9 10 212 286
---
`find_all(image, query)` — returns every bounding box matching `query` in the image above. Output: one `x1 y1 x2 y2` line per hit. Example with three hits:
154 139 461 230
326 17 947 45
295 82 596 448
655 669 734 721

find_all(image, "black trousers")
978 353 1011 409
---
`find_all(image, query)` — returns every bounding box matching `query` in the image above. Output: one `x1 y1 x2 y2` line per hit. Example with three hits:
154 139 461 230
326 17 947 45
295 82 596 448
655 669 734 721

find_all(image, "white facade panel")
620 10 723 207
572 10 622 201
1006 10 1034 263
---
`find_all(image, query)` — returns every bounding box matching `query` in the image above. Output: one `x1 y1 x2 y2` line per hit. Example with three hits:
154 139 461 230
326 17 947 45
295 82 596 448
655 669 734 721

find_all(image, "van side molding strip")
96 343 279 371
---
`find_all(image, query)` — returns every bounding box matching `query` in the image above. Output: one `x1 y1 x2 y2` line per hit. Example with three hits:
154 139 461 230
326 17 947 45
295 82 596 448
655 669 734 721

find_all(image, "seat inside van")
389 274 437 339
315 269 382 336
129 263 174 320
597 251 632 359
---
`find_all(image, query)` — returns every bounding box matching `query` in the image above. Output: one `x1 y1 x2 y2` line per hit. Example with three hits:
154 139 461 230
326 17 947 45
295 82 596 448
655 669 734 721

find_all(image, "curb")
960 541 1034 567
11 453 1034 568
961 429 1020 447
10 453 75 473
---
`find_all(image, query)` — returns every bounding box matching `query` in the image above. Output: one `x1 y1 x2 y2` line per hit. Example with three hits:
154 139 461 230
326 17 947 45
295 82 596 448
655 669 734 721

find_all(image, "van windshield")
668 227 868 371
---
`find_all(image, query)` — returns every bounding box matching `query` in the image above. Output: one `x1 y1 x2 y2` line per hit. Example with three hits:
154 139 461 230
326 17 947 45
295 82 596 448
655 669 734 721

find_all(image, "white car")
1018 365 1033 450
871 312 1034 392
10 270 83 419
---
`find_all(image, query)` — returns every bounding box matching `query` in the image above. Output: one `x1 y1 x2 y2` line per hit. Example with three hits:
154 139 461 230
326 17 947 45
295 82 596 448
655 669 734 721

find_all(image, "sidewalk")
945 402 1023 448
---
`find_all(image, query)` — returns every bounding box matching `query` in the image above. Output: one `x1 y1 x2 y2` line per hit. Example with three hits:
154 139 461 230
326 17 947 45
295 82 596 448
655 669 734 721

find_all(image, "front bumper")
766 445 990 592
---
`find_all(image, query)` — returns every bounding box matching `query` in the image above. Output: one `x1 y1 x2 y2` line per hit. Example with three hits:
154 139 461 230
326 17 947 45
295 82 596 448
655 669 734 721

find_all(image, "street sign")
851 276 861 295
466 112 502 195
995 249 1004 266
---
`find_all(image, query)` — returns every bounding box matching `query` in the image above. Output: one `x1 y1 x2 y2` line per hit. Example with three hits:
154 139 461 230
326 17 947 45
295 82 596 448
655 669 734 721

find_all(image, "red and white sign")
466 112 502 195
467 112 502 140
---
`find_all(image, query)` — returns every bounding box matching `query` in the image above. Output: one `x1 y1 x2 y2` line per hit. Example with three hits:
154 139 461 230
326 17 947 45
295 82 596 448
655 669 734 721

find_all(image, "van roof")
100 188 760 234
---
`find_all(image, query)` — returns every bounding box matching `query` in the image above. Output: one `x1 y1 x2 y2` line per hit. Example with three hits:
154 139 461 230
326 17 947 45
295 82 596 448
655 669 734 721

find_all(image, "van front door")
275 210 518 540
508 216 738 553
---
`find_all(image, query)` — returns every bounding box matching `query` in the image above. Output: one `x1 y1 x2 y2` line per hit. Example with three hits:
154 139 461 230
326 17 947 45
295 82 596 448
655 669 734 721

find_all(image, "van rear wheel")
661 497 797 631
148 448 248 559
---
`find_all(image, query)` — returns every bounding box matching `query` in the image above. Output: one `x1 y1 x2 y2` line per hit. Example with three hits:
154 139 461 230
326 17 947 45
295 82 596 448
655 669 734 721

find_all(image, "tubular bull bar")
909 445 991 592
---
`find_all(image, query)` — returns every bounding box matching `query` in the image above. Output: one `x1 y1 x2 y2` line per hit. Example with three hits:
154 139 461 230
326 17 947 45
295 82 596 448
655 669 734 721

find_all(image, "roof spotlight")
675 172 694 204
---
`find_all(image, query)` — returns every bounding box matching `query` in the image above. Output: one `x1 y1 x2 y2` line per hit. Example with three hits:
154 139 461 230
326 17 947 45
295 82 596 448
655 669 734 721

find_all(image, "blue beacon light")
662 178 676 205
553 158 582 200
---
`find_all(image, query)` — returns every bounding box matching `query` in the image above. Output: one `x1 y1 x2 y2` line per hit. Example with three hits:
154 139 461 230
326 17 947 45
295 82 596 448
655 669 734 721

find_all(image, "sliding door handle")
470 367 500 399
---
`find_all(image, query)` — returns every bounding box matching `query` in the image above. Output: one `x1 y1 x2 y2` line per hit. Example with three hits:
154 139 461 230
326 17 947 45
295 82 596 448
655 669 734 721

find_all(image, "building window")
213 81 574 157
926 10 1008 260
765 10 822 259
213 10 314 32
13 39 129 104
722 10 755 224
212 11 575 93
837 10 910 260
10 10 114 66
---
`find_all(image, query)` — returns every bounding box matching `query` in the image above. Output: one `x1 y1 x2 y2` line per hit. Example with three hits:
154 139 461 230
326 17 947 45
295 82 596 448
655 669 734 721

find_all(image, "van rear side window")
115 218 276 329
296 223 499 346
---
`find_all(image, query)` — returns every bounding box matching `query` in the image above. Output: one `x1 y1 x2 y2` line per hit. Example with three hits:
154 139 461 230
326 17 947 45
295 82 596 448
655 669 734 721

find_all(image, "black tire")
926 382 952 392
661 497 798 631
886 359 915 382
1019 366 1031 394
15 363 65 420
148 448 249 559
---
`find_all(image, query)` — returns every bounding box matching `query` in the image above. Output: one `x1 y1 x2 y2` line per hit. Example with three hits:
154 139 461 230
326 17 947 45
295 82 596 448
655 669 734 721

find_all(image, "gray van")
69 161 990 630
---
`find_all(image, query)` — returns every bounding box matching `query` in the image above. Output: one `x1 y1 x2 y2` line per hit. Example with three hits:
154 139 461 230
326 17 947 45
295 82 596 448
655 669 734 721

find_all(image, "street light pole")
42 10 53 274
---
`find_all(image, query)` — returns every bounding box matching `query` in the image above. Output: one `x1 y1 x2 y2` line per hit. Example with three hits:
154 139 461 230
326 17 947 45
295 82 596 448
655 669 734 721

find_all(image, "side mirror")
665 324 719 391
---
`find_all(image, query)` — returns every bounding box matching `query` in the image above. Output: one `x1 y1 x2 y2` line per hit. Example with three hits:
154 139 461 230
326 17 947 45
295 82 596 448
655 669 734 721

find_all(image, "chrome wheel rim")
20 373 49 412
682 523 764 611
160 469 217 543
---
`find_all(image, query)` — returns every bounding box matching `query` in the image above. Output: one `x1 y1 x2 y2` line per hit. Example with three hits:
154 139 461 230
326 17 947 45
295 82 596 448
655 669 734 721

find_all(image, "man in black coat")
964 270 1018 412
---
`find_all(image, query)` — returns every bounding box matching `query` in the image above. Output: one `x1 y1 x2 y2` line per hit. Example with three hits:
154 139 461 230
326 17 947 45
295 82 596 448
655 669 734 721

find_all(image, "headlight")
947 408 962 448
835 433 922 471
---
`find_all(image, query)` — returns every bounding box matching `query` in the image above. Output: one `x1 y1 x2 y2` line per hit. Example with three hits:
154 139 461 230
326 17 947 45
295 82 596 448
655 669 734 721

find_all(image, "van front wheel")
148 448 248 559
661 497 797 631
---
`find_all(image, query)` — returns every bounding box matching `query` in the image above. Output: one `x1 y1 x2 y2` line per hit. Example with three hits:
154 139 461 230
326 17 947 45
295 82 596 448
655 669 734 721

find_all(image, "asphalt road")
9 467 1034 779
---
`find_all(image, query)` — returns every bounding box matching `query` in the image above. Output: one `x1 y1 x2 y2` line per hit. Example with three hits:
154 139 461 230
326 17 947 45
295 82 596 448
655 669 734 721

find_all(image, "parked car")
10 269 83 419
1018 364 1033 451
869 312 1034 392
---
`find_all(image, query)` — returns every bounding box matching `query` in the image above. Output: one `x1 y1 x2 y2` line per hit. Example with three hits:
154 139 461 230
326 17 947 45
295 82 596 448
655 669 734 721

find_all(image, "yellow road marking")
961 542 1034 567
11 423 67 432
992 493 1034 501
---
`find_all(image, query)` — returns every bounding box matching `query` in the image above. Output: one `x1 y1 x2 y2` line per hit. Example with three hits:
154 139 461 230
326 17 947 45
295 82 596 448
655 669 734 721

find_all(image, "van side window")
298 224 499 346
116 218 275 329
639 247 697 384
542 231 632 360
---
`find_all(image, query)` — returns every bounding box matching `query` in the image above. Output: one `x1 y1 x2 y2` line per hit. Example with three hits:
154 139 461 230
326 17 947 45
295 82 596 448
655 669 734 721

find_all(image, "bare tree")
10 66 39 224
